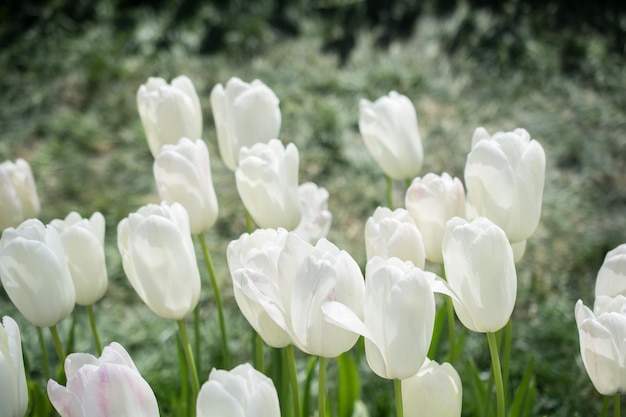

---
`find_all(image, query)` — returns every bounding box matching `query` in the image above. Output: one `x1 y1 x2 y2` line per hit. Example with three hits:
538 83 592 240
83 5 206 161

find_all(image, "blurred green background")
1 0 625 416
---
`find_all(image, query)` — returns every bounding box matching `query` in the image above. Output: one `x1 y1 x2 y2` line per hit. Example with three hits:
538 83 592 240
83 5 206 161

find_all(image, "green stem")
487 332 506 417
385 175 394 208
254 332 264 372
245 209 255 234
502 320 512 396
602 396 610 417
86 305 103 355
37 327 51 380
197 233 230 369
177 319 200 401
614 394 620 417
440 264 457 363
318 357 327 417
286 345 301 417
49 326 65 365
193 305 201 376
394 379 404 417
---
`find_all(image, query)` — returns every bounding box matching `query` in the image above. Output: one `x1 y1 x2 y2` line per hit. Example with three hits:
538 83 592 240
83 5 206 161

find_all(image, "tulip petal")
48 379 84 417
196 380 246 417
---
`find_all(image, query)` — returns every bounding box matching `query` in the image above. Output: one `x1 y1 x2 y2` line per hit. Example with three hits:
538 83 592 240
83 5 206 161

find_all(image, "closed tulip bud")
0 316 28 417
293 182 332 244
196 363 280 417
405 173 466 264
402 359 462 417
0 159 40 231
49 212 108 306
137 75 202 158
117 202 201 320
365 207 425 269
154 138 219 234
289 237 365 358
210 77 281 171
0 219 75 328
575 298 626 395
442 217 517 333
465 127 546 243
358 91 423 180
236 139 301 230
227 228 292 348
595 244 626 298
48 342 160 417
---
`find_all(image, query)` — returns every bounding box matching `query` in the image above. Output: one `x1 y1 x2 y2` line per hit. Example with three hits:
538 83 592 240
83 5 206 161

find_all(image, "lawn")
1 2 625 416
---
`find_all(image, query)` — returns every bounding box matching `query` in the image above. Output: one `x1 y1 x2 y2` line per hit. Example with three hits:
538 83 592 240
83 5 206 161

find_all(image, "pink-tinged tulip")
402 359 462 417
0 316 28 417
323 257 436 379
575 298 626 395
196 363 280 417
0 219 75 328
293 182 332 244
227 228 292 347
442 217 517 333
47 342 159 417
358 91 423 180
405 173 466 264
210 77 281 171
154 137 219 234
595 244 626 298
49 212 108 306
364 207 425 269
465 127 546 243
137 75 202 157
0 159 40 231
117 202 200 320
236 139 301 230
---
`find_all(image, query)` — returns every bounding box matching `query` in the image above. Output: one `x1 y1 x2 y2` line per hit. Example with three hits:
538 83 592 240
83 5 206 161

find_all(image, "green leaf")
428 303 447 360
509 355 535 417
302 356 318 417
337 351 360 417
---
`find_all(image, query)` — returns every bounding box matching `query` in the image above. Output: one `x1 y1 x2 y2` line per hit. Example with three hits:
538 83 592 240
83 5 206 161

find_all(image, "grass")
1 4 625 416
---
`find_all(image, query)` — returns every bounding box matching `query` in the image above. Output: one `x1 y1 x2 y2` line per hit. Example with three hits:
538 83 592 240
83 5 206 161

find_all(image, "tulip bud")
405 173 466 264
293 182 332 244
0 159 40 231
402 359 462 417
236 139 301 230
575 298 626 395
196 363 280 417
227 228 292 348
0 219 75 328
48 342 160 417
364 207 425 269
358 91 423 180
210 77 281 171
154 138 219 234
117 202 201 320
0 316 28 417
137 75 202 157
595 243 626 298
442 217 517 333
49 212 108 306
465 127 546 243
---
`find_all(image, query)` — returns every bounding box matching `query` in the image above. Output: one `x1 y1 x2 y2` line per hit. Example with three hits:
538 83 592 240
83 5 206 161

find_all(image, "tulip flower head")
595 243 626 298
364 207 426 269
464 127 546 243
442 217 517 333
154 137 219 234
402 359 462 417
117 202 201 320
575 298 626 395
48 342 160 417
49 211 108 306
0 316 28 417
293 182 332 244
137 75 202 157
0 219 75 328
358 91 424 180
0 158 40 231
405 172 466 264
236 139 301 230
196 363 280 417
210 77 282 171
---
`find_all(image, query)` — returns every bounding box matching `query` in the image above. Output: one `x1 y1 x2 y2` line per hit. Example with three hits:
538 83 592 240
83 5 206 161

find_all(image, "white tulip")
595 243 626 298
0 159 40 231
402 359 462 417
0 316 28 417
293 182 332 244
